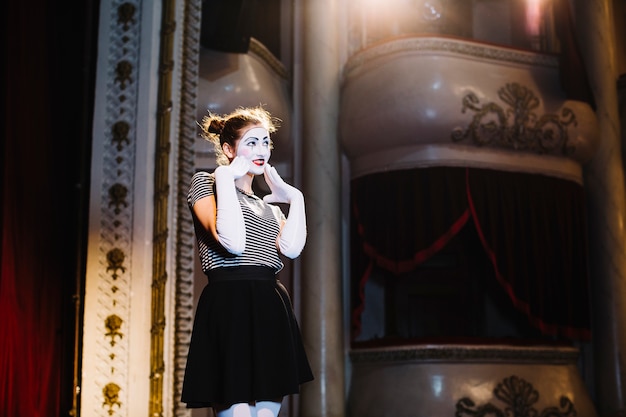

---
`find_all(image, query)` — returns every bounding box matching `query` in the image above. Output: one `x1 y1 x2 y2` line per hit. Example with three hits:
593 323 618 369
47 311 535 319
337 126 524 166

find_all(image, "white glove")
214 157 249 255
263 164 307 259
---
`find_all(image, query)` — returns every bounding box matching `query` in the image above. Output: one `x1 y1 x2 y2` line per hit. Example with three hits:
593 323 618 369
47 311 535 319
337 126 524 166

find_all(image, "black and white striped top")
188 171 286 274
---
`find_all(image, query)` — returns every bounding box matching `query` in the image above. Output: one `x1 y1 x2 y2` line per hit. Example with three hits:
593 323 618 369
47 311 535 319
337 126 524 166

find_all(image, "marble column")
298 1 345 417
575 0 626 415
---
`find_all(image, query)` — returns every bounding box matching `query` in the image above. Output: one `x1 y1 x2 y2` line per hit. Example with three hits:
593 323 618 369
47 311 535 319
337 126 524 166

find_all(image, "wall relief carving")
455 375 576 417
452 83 577 156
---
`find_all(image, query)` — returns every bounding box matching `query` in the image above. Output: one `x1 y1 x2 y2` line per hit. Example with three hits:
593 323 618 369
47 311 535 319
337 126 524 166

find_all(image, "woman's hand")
263 164 302 204
215 156 250 180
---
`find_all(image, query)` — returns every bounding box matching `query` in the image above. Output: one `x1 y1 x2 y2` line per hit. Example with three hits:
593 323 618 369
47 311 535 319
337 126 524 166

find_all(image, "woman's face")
234 125 272 175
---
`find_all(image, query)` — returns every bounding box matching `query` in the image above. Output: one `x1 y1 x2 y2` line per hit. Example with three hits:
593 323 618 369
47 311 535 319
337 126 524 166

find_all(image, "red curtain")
466 168 590 339
351 167 591 342
1 0 71 415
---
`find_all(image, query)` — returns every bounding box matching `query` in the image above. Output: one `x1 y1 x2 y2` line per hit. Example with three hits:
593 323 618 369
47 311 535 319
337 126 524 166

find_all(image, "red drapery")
351 167 591 342
1 0 81 414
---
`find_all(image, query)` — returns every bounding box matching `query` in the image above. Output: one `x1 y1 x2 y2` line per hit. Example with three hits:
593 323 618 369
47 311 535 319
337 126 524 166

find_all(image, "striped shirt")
188 171 286 274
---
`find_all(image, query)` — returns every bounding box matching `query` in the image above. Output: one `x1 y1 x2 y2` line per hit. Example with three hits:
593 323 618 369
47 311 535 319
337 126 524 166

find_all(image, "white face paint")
236 126 271 175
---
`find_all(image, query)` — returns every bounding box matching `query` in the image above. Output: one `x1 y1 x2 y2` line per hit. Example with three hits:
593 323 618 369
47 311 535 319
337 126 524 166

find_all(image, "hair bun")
207 118 225 135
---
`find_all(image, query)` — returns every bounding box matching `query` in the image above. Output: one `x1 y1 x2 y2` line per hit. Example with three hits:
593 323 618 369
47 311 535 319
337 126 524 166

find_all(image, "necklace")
236 187 255 197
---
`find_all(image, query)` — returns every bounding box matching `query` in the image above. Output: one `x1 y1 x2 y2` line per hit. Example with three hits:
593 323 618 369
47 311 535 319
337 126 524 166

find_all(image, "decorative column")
575 0 626 415
298 0 345 416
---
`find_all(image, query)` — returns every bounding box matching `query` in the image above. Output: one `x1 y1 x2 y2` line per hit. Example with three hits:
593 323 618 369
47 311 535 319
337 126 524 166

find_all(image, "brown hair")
200 106 279 166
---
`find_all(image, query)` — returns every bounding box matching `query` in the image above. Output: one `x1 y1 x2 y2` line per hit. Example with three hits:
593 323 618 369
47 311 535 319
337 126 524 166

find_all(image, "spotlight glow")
525 0 542 37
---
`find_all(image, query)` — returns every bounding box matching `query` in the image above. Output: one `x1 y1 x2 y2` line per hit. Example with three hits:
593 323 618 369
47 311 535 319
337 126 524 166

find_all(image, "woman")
181 106 313 417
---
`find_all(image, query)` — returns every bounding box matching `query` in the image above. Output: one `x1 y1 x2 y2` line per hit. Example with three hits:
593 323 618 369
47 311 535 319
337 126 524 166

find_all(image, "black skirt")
181 266 314 408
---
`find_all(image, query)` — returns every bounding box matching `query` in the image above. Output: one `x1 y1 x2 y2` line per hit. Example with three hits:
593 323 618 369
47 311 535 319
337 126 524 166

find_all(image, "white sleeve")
277 190 307 259
214 165 246 255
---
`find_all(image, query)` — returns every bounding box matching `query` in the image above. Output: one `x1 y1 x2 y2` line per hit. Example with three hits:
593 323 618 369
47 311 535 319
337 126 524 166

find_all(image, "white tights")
214 401 282 417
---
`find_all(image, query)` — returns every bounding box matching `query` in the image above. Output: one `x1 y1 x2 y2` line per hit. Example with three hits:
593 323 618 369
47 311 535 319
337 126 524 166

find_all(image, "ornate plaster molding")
350 344 580 364
172 0 201 416
344 35 559 79
88 0 143 415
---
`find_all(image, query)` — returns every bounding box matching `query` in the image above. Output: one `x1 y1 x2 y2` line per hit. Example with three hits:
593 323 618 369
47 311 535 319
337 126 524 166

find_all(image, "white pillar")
575 0 626 414
298 0 345 416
